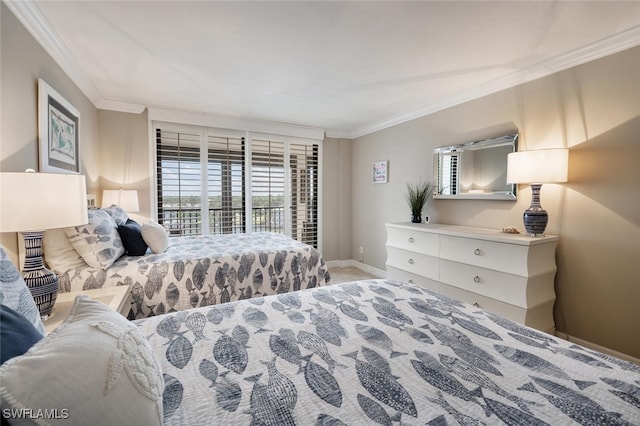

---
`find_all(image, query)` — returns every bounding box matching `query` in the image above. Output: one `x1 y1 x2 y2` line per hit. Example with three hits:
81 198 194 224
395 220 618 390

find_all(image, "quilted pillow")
43 228 88 273
102 205 129 226
0 305 43 364
0 247 45 336
117 219 148 256
64 209 125 269
141 221 170 254
0 296 164 425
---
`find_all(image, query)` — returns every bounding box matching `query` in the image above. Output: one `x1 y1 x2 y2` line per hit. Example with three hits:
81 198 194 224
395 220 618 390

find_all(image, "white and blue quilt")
58 232 330 319
134 279 640 425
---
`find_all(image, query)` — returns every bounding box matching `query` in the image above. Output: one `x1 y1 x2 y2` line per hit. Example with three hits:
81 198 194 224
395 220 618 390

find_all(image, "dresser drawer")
386 226 439 256
438 283 555 333
386 266 440 293
439 259 555 308
440 235 531 276
386 247 439 280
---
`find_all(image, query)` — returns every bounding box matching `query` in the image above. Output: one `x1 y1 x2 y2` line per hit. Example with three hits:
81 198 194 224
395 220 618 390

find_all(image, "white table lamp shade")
0 172 88 318
507 149 568 184
506 148 568 237
102 189 139 212
0 172 88 232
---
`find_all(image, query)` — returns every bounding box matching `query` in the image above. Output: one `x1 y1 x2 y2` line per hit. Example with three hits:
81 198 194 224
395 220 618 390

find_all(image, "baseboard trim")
325 260 386 278
554 332 640 366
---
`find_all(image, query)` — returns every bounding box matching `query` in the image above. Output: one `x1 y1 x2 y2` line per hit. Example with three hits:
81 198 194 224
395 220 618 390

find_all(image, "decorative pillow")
102 205 129 226
64 209 125 270
0 305 44 364
141 221 170 254
43 228 88 273
0 296 164 425
0 247 45 336
118 219 149 256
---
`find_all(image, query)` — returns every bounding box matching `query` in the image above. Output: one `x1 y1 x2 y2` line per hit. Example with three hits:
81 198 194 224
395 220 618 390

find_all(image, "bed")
133 278 638 425
2 277 639 425
43 207 331 319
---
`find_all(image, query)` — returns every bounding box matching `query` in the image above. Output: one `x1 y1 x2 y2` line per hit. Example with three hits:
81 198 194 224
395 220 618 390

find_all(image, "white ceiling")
8 1 640 138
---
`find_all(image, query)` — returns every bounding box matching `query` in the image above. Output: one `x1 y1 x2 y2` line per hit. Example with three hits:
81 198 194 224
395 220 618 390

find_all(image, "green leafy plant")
406 181 433 216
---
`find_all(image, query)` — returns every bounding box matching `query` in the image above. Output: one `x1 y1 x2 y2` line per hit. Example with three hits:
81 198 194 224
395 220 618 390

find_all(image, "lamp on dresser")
101 188 139 212
507 148 568 236
0 171 88 318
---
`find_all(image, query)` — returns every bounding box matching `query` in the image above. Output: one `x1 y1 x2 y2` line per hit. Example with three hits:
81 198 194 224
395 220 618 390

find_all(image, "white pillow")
64 209 125 269
0 296 164 425
43 228 87 273
141 221 170 254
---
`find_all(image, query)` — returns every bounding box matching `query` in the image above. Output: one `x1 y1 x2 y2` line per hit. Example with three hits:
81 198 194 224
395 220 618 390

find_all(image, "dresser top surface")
386 222 559 245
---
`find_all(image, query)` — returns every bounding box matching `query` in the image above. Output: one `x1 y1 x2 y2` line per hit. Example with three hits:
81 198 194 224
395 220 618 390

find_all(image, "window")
155 124 320 248
251 138 285 234
155 128 202 235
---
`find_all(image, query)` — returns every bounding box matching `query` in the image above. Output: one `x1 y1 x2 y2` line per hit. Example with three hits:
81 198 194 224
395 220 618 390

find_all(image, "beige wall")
351 46 640 359
97 109 152 221
322 137 352 261
0 4 100 263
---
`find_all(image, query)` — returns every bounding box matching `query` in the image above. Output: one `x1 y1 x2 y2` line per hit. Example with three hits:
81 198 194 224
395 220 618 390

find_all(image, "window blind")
155 124 320 248
251 138 285 234
207 135 245 234
156 129 202 235
289 143 319 247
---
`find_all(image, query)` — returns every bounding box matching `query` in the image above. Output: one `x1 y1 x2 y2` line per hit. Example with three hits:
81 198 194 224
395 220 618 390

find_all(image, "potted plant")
406 181 433 223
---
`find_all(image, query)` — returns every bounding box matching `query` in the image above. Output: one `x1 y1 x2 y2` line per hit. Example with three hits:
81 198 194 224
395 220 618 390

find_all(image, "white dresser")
386 222 558 333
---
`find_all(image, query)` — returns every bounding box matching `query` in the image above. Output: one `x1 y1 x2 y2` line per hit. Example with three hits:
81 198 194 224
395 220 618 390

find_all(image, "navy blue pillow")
117 219 149 256
0 304 44 364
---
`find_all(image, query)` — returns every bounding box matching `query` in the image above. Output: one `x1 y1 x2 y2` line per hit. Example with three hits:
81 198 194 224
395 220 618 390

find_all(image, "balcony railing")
159 206 284 236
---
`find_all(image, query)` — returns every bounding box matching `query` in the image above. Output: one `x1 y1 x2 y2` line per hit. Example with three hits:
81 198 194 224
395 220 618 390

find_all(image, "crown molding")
8 1 640 140
96 99 146 114
348 25 640 139
5 1 105 106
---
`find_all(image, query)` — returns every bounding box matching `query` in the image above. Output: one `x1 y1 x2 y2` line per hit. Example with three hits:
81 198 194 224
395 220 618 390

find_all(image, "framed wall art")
38 79 80 174
372 160 388 184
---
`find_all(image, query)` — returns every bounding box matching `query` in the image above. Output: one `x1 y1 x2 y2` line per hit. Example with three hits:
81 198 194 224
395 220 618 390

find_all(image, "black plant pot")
411 214 422 224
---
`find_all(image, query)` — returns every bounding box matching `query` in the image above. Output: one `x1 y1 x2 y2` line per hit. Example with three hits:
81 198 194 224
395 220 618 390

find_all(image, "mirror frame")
433 133 518 201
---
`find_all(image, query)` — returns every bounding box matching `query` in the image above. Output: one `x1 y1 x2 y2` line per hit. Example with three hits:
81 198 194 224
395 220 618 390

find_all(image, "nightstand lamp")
507 148 568 236
101 188 139 212
0 171 88 318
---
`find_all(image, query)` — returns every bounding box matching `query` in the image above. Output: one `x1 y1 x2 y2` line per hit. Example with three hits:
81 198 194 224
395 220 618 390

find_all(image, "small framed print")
38 79 80 174
372 160 388 184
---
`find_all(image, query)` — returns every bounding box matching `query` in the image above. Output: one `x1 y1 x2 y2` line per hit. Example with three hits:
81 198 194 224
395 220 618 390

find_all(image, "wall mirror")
433 133 518 200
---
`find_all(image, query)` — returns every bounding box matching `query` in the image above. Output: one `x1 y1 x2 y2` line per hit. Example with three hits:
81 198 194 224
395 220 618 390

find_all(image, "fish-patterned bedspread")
58 232 331 319
134 279 640 425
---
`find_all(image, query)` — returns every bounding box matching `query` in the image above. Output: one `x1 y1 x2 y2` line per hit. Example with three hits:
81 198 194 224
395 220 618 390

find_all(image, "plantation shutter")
155 122 321 248
440 152 459 195
250 138 285 234
156 128 202 235
290 143 319 247
207 135 245 234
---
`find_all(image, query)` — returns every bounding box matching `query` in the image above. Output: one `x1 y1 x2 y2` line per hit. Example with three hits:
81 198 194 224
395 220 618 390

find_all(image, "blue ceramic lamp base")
22 231 59 319
523 184 548 237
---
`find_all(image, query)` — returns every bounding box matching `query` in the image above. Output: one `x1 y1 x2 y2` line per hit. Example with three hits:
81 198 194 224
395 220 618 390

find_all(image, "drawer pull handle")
408 237 415 243
408 258 414 265
408 279 414 284
473 302 480 308
474 248 481 255
473 275 480 283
